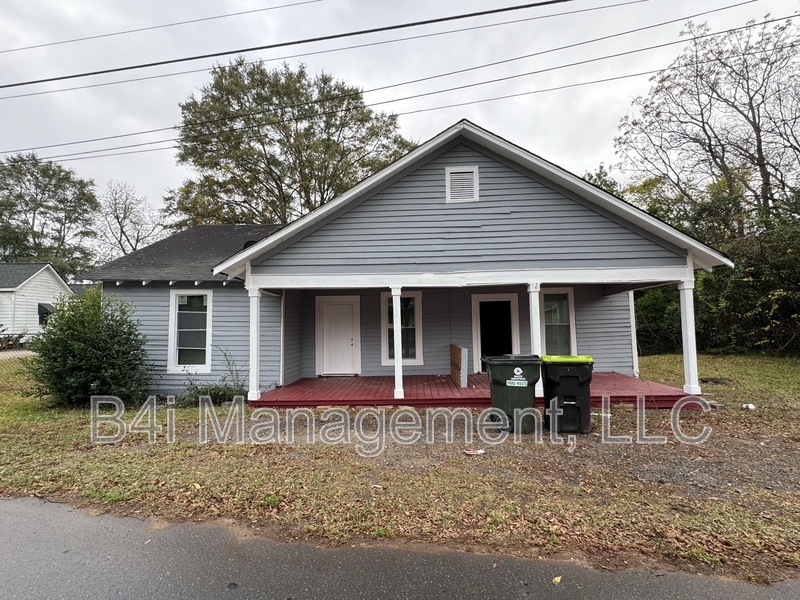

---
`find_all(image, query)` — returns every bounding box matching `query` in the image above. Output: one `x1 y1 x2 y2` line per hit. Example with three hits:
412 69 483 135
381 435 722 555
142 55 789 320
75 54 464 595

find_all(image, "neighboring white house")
0 263 73 338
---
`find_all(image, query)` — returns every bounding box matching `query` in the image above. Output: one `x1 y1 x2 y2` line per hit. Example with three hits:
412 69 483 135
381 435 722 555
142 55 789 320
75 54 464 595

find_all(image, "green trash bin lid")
541 355 594 364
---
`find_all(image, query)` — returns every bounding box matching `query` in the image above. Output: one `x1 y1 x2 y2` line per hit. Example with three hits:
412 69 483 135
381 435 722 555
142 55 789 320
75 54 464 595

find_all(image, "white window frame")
471 293 521 373
539 287 578 355
168 289 213 374
380 291 423 366
445 165 479 203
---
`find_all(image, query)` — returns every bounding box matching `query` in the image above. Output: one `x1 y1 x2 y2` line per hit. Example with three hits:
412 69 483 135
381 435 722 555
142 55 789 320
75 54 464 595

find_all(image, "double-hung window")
541 289 576 355
380 291 423 366
168 290 212 373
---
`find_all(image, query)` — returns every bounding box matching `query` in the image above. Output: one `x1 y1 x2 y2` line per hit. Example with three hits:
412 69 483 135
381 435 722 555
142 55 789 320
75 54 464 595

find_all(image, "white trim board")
216 120 731 277
248 265 693 291
471 293 521 374
314 295 362 376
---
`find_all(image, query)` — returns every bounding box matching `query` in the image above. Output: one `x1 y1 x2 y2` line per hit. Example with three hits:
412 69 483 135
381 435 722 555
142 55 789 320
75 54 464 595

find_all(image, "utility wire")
0 0 584 89
34 17 798 163
0 0 324 55
1 0 767 157
0 0 658 102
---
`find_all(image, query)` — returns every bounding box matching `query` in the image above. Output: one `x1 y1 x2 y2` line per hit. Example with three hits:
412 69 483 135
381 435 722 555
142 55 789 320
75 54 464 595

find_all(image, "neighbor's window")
543 293 573 355
380 291 423 366
169 291 212 372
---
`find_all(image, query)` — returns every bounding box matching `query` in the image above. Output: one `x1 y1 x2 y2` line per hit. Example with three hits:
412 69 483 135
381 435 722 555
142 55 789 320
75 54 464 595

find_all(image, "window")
541 289 576 355
168 290 212 373
445 166 479 203
380 291 423 366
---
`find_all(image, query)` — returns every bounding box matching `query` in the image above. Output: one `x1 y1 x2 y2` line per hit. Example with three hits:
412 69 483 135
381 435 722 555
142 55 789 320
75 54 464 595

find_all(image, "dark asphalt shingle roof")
0 263 51 289
83 224 283 282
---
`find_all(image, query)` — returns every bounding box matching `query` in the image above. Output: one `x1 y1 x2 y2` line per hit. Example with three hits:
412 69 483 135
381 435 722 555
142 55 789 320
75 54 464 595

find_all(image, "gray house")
88 121 731 402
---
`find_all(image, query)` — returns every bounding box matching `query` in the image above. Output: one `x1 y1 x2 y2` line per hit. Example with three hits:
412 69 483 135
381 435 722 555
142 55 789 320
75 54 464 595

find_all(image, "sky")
0 0 797 209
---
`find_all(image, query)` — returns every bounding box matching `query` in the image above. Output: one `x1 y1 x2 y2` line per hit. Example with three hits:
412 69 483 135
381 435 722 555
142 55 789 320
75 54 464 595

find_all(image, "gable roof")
213 120 732 277
0 262 72 294
84 224 283 282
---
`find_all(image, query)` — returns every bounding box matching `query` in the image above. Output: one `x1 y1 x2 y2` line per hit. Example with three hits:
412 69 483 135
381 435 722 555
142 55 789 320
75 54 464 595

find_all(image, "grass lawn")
1 354 799 582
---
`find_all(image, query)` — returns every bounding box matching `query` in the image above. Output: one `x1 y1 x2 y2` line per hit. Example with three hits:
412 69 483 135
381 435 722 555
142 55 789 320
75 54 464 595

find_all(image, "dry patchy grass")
1 356 799 583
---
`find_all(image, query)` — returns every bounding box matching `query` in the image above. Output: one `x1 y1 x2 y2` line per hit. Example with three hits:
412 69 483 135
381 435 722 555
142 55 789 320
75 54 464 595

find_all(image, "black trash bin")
483 354 542 433
541 355 593 434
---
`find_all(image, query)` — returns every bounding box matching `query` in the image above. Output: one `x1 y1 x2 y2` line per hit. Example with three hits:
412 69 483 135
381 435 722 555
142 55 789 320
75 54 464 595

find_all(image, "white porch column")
248 288 262 401
391 286 404 400
678 280 701 395
527 282 544 397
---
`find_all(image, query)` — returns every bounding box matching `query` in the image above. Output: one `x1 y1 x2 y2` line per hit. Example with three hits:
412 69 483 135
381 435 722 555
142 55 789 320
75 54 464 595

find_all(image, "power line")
0 0 583 90
31 61 738 164
0 0 658 102
35 18 798 164
0 0 324 55
1 0 765 157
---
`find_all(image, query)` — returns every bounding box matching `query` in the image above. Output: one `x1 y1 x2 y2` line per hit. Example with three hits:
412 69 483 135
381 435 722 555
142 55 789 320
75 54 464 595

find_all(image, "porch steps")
252 372 687 409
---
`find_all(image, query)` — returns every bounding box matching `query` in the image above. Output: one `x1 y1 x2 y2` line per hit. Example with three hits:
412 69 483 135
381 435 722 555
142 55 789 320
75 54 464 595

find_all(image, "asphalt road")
1 498 797 600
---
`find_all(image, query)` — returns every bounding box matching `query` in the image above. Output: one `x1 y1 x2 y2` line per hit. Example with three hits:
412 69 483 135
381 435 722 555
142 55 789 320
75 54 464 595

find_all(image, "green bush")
25 287 151 406
178 348 246 406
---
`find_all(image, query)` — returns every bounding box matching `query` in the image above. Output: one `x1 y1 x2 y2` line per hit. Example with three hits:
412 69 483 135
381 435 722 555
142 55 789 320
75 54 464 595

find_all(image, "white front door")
321 301 357 375
315 295 361 375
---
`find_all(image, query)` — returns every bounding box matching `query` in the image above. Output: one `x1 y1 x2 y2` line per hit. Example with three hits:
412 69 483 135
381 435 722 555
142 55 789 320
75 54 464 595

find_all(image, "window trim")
445 165 479 203
539 287 577 356
380 291 423 366
167 289 213 374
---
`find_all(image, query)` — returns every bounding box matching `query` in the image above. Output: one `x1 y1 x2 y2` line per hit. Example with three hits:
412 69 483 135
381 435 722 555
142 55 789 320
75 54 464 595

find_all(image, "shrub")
178 348 246 406
25 287 151 406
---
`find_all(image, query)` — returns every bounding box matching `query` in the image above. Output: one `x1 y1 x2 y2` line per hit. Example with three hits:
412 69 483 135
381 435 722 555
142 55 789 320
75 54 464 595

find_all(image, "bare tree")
95 181 166 261
615 16 800 233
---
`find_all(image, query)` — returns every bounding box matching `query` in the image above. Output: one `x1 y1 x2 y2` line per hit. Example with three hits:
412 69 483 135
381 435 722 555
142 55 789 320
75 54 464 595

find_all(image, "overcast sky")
1 0 797 208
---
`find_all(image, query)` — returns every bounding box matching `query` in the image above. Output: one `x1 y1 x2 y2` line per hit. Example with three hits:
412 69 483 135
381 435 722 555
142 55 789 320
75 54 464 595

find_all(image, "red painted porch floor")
253 372 688 408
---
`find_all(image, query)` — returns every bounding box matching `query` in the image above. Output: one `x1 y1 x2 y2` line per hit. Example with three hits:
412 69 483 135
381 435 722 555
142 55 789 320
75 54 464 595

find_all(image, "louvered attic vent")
445 166 479 203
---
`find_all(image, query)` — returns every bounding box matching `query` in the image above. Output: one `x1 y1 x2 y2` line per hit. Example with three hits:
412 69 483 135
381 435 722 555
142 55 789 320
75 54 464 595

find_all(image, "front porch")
252 371 687 408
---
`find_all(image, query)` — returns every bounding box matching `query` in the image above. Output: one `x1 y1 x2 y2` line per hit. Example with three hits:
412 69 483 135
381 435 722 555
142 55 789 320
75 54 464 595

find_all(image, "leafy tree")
94 181 167 262
166 59 416 227
616 17 800 232
25 287 152 407
583 164 624 197
0 152 99 277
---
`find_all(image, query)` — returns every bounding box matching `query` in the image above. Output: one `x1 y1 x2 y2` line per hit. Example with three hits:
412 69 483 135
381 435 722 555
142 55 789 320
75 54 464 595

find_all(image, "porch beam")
248 288 261 401
527 283 544 396
248 266 694 290
678 280 701 395
391 286 404 400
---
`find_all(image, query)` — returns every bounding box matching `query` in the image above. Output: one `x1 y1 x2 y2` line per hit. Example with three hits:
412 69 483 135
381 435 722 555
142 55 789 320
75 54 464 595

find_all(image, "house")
0 263 73 338
86 120 731 403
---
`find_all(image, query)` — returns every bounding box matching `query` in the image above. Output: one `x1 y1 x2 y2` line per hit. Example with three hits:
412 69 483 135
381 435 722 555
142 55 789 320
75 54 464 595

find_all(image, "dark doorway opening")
479 300 513 370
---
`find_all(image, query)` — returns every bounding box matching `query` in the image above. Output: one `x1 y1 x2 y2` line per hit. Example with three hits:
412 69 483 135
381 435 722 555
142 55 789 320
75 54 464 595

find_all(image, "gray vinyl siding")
574 286 634 375
293 285 631 379
259 293 282 391
283 289 303 385
299 286 531 378
107 282 281 395
253 142 686 276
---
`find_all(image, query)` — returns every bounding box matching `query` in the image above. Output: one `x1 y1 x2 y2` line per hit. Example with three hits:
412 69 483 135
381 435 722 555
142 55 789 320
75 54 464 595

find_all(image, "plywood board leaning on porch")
450 344 469 388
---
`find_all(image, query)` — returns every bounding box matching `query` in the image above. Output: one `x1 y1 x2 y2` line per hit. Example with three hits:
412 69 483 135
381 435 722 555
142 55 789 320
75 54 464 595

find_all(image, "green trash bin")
483 354 542 433
541 355 593 434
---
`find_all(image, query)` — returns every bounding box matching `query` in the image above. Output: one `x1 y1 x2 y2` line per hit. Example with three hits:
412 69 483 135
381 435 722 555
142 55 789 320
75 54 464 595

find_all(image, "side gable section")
252 140 687 276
